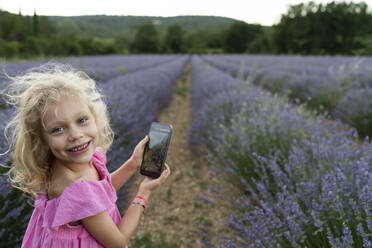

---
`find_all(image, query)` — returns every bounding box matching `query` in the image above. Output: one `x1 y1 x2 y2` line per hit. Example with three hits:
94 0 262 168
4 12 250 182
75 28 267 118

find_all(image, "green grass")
132 232 178 248
166 187 173 204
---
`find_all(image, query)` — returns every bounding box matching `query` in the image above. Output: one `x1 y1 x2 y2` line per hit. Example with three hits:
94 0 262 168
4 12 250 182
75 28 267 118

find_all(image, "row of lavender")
0 54 180 88
201 54 372 138
0 55 188 246
189 55 371 247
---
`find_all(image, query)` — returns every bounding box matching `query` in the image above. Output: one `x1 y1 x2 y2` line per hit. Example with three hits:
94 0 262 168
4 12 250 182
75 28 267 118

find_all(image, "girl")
2 63 170 247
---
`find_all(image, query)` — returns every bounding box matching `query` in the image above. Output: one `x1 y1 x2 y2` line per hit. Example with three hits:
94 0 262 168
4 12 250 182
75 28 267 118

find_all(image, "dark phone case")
140 122 172 178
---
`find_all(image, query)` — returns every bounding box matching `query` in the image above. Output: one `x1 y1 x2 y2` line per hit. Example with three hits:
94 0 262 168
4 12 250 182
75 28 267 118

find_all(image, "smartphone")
140 122 173 178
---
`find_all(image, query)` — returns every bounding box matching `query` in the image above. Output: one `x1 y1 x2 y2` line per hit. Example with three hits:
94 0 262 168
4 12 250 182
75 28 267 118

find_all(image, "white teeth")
70 142 89 152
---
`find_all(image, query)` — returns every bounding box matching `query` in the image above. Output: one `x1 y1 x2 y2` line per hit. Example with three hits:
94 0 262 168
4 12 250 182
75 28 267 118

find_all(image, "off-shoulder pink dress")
21 149 122 248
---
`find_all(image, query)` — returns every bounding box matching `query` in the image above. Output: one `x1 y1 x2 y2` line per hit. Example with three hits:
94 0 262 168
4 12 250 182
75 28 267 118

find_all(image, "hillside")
47 15 238 38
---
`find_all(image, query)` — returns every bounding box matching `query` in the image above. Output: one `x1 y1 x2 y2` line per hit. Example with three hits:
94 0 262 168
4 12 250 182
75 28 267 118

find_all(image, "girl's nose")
68 126 83 141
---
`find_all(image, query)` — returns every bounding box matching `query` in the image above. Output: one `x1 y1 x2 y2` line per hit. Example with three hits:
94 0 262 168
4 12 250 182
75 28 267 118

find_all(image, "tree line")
1 1 372 58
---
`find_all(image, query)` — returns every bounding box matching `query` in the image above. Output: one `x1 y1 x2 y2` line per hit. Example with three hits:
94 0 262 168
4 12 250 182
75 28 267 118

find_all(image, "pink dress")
21 149 122 248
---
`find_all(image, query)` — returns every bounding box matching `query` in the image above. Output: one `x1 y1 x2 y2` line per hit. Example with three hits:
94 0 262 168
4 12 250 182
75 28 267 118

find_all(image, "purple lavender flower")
201 54 372 138
189 55 372 247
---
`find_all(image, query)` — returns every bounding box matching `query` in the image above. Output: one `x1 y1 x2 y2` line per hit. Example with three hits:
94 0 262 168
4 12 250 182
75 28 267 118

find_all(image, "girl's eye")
79 117 89 124
52 127 64 134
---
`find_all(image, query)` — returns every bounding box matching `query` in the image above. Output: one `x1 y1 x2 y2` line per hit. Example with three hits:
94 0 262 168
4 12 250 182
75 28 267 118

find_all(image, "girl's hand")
138 163 171 197
131 136 149 169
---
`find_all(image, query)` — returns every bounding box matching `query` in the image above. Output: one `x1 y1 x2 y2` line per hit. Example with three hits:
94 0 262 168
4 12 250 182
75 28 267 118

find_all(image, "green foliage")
0 179 33 247
114 34 131 54
0 39 20 57
32 11 39 36
274 1 372 54
223 21 263 53
4 2 372 57
165 24 184 53
80 37 118 55
131 23 159 53
0 10 120 58
184 28 225 53
132 232 178 248
48 15 236 38
249 27 276 53
166 187 173 204
56 18 80 37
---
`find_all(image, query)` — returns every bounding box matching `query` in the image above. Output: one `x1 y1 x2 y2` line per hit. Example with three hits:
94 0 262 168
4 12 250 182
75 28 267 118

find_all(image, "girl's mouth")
67 141 91 154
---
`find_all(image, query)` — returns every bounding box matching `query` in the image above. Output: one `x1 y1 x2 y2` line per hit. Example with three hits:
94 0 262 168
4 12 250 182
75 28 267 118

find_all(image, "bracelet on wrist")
134 195 147 212
131 201 146 212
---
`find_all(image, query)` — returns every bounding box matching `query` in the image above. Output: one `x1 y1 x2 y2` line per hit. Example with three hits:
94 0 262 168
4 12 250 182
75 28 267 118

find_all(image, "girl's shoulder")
47 177 73 201
47 173 94 201
34 149 115 228
47 151 105 201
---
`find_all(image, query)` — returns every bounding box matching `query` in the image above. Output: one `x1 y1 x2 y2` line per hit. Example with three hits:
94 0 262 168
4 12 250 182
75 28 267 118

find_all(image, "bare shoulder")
48 162 100 200
47 172 81 200
47 166 91 226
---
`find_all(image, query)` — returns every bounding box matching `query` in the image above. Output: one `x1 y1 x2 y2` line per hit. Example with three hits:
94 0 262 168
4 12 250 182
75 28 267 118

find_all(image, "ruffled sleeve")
92 147 107 167
36 149 117 230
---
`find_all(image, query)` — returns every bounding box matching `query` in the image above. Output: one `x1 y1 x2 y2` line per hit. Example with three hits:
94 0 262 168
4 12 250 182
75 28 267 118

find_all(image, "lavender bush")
189 56 247 150
190 55 372 247
63 54 182 83
201 54 372 138
1 55 182 86
214 108 371 247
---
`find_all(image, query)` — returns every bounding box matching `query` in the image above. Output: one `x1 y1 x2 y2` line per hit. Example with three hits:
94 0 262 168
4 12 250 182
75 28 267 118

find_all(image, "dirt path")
127 62 241 247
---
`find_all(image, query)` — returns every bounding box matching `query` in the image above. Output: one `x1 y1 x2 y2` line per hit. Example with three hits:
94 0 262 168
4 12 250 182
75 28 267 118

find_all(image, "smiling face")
42 95 99 168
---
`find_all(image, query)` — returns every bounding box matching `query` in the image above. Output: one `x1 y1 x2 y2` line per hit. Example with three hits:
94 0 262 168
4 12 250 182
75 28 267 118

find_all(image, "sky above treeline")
0 0 371 26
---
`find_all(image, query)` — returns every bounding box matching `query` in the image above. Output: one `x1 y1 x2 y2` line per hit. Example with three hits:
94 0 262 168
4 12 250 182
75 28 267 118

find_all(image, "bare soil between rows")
127 63 242 247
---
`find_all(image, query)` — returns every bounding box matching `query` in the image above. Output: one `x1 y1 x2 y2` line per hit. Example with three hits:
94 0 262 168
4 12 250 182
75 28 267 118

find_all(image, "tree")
132 23 158 53
165 24 184 53
38 16 55 37
223 21 263 53
33 10 39 36
114 34 130 54
274 1 372 55
56 18 80 37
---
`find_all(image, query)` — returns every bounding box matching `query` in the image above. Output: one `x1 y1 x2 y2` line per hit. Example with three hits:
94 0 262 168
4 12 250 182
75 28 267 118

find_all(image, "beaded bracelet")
135 195 147 212
130 201 146 228
131 201 146 212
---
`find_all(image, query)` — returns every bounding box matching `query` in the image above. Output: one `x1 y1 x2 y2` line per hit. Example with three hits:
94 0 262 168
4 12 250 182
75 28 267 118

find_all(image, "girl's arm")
82 164 170 248
110 136 148 192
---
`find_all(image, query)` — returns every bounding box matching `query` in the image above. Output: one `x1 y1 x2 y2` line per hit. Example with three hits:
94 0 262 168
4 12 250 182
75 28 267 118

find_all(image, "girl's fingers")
151 163 170 183
141 136 149 148
137 136 148 147
160 163 170 180
142 135 149 144
135 136 148 158
164 163 170 175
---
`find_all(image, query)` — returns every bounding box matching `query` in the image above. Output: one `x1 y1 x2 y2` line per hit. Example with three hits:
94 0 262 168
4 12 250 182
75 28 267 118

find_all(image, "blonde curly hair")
1 63 114 198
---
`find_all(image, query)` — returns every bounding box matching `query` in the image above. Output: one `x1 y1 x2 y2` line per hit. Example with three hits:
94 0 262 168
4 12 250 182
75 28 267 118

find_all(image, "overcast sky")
0 0 371 26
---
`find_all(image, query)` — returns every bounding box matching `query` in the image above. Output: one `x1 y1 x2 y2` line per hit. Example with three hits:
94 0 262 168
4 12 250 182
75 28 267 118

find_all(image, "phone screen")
141 128 170 177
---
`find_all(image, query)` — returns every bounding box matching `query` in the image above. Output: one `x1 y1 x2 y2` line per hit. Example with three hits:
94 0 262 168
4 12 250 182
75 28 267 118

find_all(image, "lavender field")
189 55 371 247
0 54 371 247
201 54 372 138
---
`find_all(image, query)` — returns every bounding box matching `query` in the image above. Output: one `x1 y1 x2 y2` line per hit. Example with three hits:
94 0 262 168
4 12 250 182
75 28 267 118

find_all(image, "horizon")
1 0 363 26
0 9 271 26
0 0 372 26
